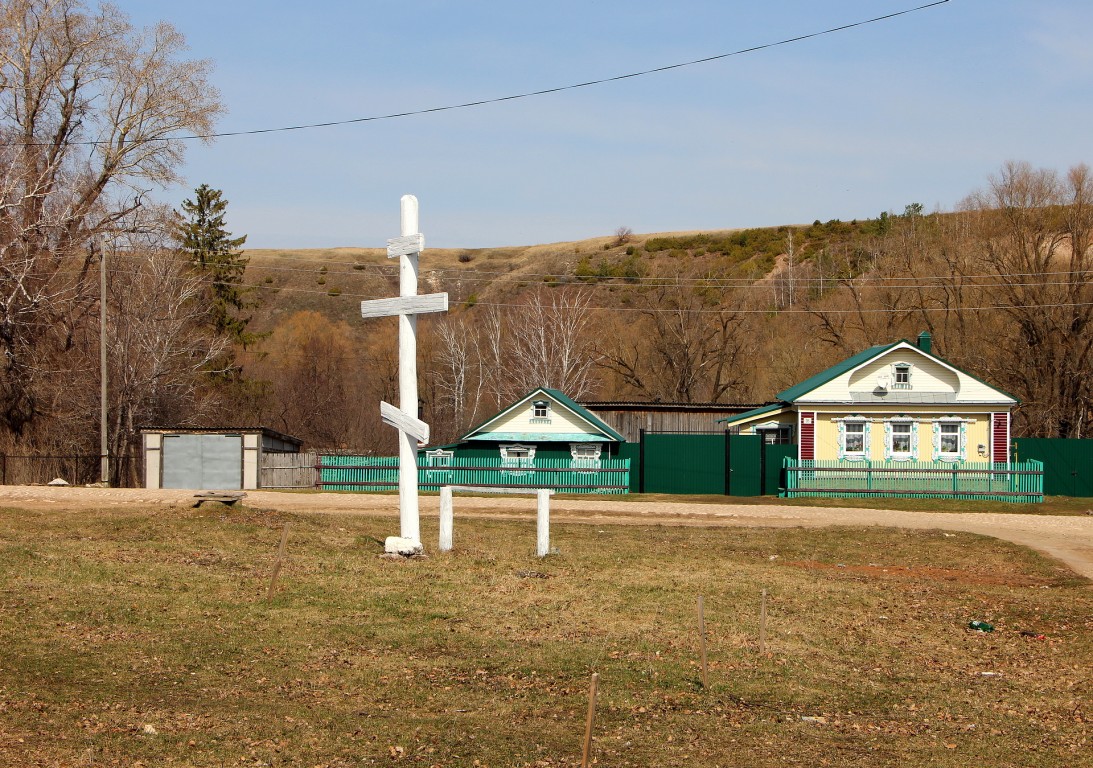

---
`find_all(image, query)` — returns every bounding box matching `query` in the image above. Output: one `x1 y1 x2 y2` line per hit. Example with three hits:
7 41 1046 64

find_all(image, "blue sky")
114 1 1093 249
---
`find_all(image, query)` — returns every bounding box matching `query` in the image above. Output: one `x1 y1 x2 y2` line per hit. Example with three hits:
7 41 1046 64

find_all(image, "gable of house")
782 341 1017 406
461 388 625 443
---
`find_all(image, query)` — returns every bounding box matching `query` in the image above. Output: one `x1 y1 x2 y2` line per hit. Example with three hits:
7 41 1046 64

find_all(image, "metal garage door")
161 434 243 490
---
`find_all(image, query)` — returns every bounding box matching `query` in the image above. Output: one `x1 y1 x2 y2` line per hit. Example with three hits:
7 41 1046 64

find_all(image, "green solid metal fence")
782 458 1044 503
318 455 630 494
1012 438 1093 497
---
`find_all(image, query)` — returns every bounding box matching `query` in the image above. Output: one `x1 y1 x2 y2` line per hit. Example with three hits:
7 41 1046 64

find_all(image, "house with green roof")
719 332 1018 467
419 388 629 493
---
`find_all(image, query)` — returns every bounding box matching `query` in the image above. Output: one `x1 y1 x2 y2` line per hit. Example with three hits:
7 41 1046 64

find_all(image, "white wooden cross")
360 195 448 550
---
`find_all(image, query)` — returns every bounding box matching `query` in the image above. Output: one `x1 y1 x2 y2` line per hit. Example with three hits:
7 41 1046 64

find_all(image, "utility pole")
100 236 109 485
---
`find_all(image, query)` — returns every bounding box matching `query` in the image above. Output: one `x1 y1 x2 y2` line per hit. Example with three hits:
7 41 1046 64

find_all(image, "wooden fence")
260 451 319 489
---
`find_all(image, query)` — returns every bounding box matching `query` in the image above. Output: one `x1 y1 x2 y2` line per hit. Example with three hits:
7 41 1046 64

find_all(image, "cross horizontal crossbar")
387 233 425 257
360 292 449 319
444 485 555 495
380 400 430 444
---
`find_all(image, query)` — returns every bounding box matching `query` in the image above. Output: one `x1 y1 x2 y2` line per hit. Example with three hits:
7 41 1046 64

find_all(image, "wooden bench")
193 491 247 507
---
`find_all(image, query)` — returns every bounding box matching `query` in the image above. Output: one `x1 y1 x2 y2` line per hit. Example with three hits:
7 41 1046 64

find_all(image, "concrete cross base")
384 536 424 556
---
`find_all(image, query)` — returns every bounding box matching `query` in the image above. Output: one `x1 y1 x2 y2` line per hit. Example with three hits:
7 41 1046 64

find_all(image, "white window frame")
885 417 917 461
933 417 968 462
500 443 536 469
570 442 602 468
424 449 453 467
891 362 914 390
530 400 552 424
754 421 794 445
842 420 867 459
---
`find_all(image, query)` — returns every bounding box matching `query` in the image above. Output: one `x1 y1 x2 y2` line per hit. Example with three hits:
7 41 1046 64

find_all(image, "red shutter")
799 411 815 461
991 412 1009 464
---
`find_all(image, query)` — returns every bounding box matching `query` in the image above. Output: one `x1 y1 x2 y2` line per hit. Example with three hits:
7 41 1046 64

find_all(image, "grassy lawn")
0 503 1088 767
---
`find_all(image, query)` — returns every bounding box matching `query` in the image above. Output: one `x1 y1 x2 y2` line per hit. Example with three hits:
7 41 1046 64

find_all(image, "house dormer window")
530 400 551 424
893 363 912 390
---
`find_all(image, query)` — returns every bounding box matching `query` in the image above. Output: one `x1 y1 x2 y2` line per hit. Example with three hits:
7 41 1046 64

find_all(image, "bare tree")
256 311 364 449
961 161 1093 437
432 315 484 440
479 304 507 409
103 232 231 479
505 288 600 400
600 275 754 403
0 0 222 434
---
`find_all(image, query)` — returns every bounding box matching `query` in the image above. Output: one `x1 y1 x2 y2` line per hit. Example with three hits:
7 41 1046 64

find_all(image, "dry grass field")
0 502 1088 767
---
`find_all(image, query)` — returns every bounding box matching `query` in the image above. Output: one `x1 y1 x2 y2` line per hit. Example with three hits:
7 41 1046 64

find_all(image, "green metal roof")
458 387 626 443
773 339 1019 405
716 402 788 426
775 343 900 402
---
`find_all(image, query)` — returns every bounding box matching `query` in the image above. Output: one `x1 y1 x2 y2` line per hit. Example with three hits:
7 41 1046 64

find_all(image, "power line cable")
2 1 950 147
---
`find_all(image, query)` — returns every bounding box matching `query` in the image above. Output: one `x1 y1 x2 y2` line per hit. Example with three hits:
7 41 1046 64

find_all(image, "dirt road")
2 486 1091 581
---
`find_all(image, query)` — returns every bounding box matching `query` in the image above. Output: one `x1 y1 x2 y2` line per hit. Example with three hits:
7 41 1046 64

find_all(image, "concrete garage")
141 427 302 490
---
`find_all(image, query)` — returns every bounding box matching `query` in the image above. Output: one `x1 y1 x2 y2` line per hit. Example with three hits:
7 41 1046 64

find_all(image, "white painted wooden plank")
387 233 425 258
445 485 555 495
360 292 449 319
439 487 453 552
380 400 430 444
536 488 550 557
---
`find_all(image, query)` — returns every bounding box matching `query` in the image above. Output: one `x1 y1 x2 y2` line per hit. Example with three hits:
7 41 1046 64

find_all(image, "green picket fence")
318 455 630 494
782 458 1043 503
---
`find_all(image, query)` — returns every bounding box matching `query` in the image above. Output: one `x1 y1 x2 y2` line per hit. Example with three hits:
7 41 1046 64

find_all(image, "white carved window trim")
570 443 602 468
837 416 869 461
885 416 917 461
500 443 536 467
932 416 968 463
425 449 453 467
755 420 794 445
891 362 914 390
530 400 552 424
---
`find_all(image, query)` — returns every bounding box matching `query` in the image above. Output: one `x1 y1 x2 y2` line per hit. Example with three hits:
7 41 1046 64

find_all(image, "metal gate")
635 431 794 496
1013 438 1093 497
161 434 242 490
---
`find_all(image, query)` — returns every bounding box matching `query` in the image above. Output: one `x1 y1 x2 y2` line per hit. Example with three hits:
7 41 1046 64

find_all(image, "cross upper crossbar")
387 233 424 258
359 292 449 319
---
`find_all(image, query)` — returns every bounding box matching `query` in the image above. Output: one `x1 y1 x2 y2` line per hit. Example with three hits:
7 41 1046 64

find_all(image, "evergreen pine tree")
176 184 257 347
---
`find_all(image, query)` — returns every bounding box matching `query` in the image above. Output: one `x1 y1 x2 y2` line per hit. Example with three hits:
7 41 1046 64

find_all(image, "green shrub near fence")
319 455 630 494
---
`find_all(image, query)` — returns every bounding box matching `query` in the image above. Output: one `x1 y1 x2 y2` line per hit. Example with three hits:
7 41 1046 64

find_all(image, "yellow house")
720 333 1017 466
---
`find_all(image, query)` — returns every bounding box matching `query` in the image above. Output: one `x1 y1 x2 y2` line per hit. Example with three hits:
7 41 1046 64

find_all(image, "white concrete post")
397 195 421 545
439 486 454 552
536 489 551 557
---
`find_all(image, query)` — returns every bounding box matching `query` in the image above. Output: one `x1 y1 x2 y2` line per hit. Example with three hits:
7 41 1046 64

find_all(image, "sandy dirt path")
2 486 1091 581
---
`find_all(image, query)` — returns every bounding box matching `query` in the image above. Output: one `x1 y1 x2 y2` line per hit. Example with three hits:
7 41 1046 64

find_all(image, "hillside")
240 216 888 336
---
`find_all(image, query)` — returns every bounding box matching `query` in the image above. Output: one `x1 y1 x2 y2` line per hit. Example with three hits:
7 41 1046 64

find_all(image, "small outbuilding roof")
139 425 303 445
